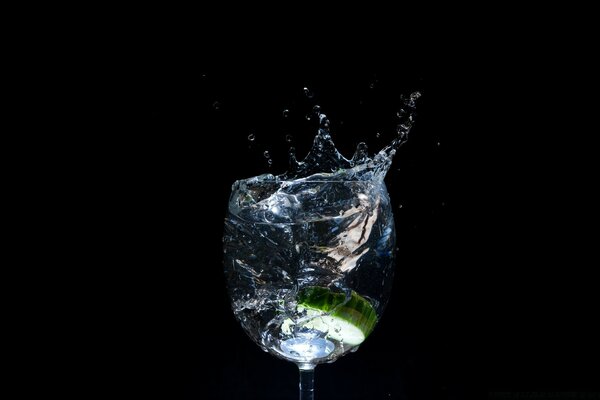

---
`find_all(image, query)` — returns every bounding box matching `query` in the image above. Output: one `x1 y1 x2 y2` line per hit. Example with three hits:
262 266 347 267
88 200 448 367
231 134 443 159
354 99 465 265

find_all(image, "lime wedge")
284 287 378 346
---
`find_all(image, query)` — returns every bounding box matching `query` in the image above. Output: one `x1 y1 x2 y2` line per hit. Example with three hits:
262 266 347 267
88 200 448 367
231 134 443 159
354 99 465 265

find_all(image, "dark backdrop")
128 64 597 399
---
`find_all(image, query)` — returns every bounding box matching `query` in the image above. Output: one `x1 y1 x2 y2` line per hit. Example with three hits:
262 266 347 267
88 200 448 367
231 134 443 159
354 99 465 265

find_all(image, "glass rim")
237 178 384 185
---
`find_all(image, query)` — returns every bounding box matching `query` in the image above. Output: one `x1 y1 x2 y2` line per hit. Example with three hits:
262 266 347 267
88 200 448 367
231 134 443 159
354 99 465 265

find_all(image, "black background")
125 61 597 399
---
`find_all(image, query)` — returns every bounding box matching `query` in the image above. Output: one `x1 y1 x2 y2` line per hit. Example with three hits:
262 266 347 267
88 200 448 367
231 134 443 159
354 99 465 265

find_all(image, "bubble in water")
303 87 314 98
212 101 221 110
264 151 270 159
248 133 256 142
285 134 293 143
282 109 290 118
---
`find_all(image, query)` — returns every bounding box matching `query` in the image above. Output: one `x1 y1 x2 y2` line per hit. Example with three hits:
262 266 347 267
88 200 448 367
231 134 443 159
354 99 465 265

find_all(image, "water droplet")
319 114 330 130
285 134 293 143
282 109 290 118
376 132 381 138
212 101 221 110
305 114 311 121
267 159 273 166
263 151 270 159
397 110 407 118
312 105 321 113
369 82 375 89
410 91 422 100
441 202 446 207
398 204 403 209
303 87 314 98
247 133 256 141
437 141 441 147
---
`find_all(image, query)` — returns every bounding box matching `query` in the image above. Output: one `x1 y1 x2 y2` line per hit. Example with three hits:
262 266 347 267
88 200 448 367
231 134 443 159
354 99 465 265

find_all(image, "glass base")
280 337 334 360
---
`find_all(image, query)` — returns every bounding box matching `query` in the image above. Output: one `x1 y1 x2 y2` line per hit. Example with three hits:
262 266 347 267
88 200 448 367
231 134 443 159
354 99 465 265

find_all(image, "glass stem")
298 363 315 400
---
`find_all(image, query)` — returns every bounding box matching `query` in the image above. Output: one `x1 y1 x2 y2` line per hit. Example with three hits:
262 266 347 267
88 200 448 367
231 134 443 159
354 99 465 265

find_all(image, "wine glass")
223 177 395 399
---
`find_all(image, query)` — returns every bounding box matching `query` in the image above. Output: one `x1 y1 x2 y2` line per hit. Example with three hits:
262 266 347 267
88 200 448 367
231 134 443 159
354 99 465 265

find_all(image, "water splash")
278 91 420 182
230 91 421 217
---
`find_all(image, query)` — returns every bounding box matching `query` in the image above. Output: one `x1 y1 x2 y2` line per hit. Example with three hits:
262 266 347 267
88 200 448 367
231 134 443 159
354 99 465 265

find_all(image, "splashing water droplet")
264 151 270 159
303 87 314 98
410 92 422 100
248 133 256 142
312 105 321 113
305 114 311 121
319 113 330 130
267 159 273 166
282 109 289 118
285 134 293 143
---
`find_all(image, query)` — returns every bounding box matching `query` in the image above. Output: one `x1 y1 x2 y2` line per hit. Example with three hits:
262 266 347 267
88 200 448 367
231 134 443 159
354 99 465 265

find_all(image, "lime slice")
283 287 378 346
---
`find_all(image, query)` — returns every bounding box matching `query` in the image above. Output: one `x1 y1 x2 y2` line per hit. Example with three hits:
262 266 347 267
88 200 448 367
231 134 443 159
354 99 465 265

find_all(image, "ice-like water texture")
224 178 395 364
